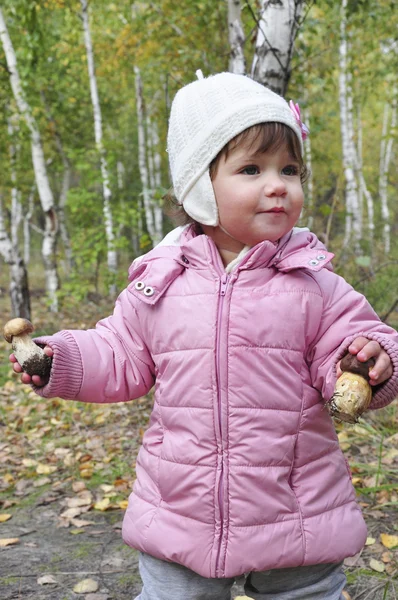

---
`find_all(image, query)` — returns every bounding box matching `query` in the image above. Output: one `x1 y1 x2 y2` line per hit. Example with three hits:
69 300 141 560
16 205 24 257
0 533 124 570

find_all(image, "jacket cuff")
334 332 398 410
32 331 83 399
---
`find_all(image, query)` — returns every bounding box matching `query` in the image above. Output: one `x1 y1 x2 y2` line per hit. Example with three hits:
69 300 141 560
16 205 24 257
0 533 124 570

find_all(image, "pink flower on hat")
289 100 309 141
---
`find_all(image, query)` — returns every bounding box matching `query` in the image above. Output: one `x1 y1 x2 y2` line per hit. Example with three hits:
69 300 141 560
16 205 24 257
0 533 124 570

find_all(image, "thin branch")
244 0 288 77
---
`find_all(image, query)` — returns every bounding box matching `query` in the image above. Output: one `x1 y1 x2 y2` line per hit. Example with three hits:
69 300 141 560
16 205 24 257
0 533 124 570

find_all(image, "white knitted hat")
167 71 304 226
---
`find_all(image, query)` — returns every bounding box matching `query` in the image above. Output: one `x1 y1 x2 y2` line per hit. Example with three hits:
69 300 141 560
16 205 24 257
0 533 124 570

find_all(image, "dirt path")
1 487 396 600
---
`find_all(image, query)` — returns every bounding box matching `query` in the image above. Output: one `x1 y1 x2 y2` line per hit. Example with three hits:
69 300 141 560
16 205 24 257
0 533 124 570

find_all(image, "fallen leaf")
0 537 20 547
73 578 99 593
342 591 352 600
369 558 385 573
37 574 58 585
22 458 38 468
118 500 128 510
72 481 86 493
33 477 52 488
380 533 398 549
381 551 392 563
365 537 376 545
94 498 110 511
36 464 57 475
0 514 12 523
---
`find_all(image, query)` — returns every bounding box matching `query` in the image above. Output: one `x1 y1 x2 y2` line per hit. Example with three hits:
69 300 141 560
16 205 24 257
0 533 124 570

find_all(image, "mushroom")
4 318 52 379
327 354 375 423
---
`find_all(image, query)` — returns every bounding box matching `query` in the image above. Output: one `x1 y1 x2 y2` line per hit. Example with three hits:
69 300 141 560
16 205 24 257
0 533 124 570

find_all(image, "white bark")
41 90 74 273
338 0 360 248
379 86 397 254
147 117 163 240
356 104 374 242
24 186 35 265
0 194 31 320
0 7 58 311
81 0 117 289
134 66 162 246
228 0 246 75
251 0 303 95
303 108 314 230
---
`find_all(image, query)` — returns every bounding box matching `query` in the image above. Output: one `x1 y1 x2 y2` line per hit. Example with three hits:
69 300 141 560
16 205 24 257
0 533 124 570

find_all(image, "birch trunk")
355 102 375 244
303 108 314 230
24 186 35 265
228 0 246 75
0 7 58 311
379 86 397 254
80 0 117 290
147 117 163 241
134 67 163 246
41 91 74 274
0 195 31 319
338 0 360 248
251 0 304 95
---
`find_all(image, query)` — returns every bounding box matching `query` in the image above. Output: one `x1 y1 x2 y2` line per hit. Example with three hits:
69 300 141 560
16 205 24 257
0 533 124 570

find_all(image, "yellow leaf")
369 558 385 573
73 578 99 593
118 500 128 510
0 514 12 523
234 597 254 600
94 498 110 511
342 592 352 600
22 458 38 468
0 537 19 547
36 464 57 475
365 537 376 545
380 533 398 549
3 473 14 484
80 468 93 479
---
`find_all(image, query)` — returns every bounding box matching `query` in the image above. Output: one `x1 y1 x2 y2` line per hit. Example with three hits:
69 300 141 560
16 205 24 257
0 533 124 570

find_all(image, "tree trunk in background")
134 66 163 246
379 85 397 254
338 0 359 249
80 0 117 292
251 0 304 95
0 7 58 311
227 0 246 75
0 196 31 319
303 108 314 230
24 187 35 266
356 103 374 245
147 117 163 241
41 91 74 274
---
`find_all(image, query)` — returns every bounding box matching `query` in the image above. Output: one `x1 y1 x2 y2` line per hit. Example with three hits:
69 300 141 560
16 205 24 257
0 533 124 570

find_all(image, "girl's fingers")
369 353 393 385
44 346 54 357
13 362 22 373
31 374 45 386
21 372 32 384
9 353 17 363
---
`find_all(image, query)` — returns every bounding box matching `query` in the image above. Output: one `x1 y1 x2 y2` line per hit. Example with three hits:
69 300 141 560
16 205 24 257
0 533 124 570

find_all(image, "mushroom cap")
3 318 35 343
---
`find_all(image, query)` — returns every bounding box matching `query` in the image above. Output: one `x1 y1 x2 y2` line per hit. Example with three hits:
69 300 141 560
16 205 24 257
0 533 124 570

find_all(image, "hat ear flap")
181 170 219 226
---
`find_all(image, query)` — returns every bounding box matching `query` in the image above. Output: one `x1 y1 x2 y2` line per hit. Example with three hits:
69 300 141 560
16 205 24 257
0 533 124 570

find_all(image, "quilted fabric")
34 227 398 578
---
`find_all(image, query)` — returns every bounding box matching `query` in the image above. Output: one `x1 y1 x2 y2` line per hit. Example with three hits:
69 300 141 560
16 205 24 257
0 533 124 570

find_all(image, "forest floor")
0 292 397 599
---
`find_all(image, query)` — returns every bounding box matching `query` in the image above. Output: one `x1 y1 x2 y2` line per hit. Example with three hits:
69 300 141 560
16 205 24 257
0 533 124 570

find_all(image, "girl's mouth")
266 207 285 213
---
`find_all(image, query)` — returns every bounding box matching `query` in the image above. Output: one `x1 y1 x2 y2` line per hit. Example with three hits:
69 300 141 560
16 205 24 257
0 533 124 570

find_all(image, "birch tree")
251 0 305 95
134 66 163 247
338 0 360 248
379 85 397 254
0 6 58 311
0 116 31 318
80 0 117 291
228 0 246 75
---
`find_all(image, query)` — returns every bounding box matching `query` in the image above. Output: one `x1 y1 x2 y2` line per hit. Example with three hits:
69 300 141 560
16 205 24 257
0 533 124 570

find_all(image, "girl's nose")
263 174 287 197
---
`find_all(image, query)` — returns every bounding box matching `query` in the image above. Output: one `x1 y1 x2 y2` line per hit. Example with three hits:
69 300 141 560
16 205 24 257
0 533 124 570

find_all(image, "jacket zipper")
215 272 229 575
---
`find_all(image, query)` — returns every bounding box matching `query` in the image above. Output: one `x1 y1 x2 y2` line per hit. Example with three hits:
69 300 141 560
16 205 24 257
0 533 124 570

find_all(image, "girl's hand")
336 337 393 386
10 346 53 387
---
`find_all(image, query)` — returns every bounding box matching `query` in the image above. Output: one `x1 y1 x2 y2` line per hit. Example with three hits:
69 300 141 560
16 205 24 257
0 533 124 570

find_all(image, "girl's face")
204 141 304 253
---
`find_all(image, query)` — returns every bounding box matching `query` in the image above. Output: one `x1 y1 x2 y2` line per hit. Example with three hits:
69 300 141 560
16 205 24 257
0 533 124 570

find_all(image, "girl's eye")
282 165 299 176
241 165 259 175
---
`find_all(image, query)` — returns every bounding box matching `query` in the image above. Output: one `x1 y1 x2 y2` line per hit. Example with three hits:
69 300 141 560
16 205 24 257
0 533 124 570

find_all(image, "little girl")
11 72 398 600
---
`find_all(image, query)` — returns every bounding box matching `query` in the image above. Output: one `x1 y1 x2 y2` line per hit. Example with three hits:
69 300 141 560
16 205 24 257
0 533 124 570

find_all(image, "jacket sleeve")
33 287 155 403
306 269 398 409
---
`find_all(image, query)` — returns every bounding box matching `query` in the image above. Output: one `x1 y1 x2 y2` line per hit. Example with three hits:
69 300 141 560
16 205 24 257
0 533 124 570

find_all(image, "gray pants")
135 552 347 600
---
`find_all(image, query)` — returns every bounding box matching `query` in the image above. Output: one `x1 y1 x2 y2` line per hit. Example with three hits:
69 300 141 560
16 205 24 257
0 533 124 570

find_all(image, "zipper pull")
219 274 228 296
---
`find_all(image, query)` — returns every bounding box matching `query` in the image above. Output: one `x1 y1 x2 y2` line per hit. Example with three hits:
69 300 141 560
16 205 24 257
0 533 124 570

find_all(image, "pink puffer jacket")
35 226 398 578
